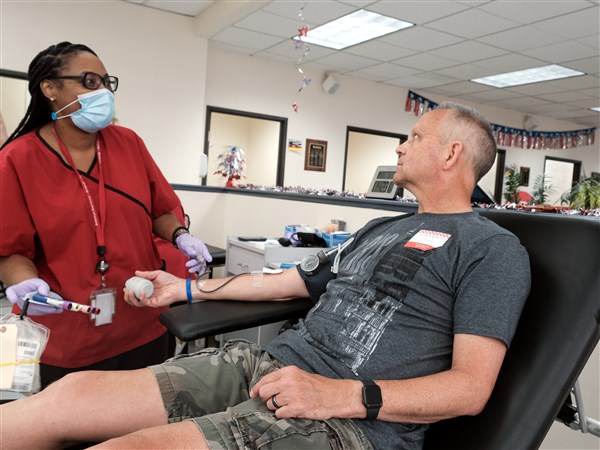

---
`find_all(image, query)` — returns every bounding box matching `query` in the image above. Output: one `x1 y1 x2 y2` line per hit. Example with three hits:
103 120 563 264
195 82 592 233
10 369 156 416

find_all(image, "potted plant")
561 176 600 210
531 174 555 205
503 164 522 204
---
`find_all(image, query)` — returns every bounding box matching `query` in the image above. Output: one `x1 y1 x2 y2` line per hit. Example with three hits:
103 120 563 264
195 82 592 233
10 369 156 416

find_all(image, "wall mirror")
343 126 407 195
0 69 29 145
543 156 581 205
203 106 287 187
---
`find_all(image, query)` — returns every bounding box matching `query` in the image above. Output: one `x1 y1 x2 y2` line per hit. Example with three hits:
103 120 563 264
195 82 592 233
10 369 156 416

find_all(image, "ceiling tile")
235 10 306 39
259 40 336 61
381 27 464 52
577 35 600 50
537 90 592 103
472 53 547 73
367 0 470 25
494 96 553 109
480 0 591 24
544 109 595 120
345 40 417 61
575 87 600 98
506 83 565 96
393 53 460 71
125 0 213 16
564 57 600 75
564 98 600 109
434 64 498 80
466 89 524 102
546 75 600 91
429 41 509 63
425 8 520 39
521 41 599 64
476 26 564 52
352 62 422 79
211 27 283 51
426 81 493 96
387 72 460 89
312 52 381 71
262 0 356 27
533 6 600 39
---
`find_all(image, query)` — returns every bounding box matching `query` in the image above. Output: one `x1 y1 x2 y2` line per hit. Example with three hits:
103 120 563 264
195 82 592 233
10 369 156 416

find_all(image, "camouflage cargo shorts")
149 339 372 450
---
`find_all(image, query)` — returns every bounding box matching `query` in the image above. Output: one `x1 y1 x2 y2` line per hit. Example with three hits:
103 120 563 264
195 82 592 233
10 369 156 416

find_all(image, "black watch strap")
361 380 382 420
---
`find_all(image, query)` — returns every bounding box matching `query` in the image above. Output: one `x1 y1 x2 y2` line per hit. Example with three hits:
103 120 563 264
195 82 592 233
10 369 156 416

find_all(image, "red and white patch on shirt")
404 230 451 251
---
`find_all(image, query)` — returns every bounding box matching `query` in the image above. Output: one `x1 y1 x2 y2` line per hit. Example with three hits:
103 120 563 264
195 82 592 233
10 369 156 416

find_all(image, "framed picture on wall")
519 166 530 186
304 139 327 172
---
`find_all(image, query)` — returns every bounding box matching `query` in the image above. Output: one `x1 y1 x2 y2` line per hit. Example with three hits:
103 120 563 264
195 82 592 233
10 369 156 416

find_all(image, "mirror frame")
342 126 407 192
1 69 28 145
0 68 27 80
492 149 506 204
203 106 288 187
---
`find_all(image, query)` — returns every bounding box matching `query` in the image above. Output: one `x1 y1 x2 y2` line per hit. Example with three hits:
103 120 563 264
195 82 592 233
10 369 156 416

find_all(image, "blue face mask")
51 88 115 133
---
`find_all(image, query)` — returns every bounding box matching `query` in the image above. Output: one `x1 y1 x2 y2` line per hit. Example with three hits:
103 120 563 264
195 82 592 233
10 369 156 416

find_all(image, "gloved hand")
6 278 64 316
175 233 213 276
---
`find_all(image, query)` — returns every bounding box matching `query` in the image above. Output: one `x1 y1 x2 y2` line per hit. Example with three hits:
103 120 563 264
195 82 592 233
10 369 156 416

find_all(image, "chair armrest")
159 298 313 342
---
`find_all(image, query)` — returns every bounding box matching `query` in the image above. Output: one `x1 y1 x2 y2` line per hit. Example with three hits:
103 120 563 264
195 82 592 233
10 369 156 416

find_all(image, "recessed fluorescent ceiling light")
471 64 584 88
297 10 413 50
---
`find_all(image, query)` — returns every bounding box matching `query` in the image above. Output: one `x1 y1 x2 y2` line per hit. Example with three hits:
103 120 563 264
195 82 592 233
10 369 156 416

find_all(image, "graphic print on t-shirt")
304 225 434 374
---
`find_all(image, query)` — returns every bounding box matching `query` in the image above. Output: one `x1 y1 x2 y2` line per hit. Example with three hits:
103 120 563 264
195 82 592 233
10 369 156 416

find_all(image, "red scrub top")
0 125 181 367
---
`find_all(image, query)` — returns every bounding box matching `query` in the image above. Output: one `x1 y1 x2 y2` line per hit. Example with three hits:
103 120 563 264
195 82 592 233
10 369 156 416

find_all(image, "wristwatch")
361 380 382 420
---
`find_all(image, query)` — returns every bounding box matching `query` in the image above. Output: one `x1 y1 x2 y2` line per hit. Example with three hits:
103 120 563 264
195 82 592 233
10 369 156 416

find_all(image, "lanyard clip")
96 260 110 274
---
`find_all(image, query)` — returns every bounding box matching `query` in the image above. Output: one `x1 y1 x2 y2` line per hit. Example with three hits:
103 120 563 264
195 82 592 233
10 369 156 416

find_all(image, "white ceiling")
125 0 600 127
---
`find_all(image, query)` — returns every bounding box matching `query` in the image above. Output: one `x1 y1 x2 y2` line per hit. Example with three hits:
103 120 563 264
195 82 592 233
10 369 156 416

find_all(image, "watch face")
363 384 383 407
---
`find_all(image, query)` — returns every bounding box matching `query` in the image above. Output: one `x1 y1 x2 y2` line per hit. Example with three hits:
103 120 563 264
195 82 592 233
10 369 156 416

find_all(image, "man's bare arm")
125 267 310 308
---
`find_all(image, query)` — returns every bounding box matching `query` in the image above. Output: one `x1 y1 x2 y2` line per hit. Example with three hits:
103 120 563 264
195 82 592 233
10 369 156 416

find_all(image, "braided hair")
0 42 97 150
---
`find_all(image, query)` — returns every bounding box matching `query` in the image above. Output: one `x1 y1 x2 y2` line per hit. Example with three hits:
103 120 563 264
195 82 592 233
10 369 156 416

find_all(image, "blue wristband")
186 278 192 303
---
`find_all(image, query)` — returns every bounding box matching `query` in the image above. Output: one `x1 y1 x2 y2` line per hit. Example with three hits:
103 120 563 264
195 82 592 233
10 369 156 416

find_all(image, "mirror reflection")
0 69 29 145
204 106 287 187
343 127 407 195
544 156 581 205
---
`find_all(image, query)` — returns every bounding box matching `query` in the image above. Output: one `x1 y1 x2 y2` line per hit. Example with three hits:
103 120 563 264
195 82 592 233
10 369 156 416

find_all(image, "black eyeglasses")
49 71 119 93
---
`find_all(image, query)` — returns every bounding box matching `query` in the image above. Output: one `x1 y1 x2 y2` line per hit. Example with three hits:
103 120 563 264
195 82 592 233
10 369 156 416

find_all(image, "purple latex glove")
6 278 63 316
175 233 213 276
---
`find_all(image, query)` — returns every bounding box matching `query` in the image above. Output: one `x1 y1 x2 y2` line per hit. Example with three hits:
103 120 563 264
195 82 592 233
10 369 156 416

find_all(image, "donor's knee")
43 370 106 400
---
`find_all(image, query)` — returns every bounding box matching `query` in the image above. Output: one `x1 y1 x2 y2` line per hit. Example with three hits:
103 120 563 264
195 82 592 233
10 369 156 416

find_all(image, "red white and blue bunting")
405 90 596 149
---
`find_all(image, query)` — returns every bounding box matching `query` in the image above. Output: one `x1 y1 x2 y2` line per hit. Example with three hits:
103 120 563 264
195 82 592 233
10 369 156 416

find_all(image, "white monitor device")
365 165 400 200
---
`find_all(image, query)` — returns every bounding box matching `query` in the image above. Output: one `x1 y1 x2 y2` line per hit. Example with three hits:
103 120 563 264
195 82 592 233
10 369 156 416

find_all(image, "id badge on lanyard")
53 125 115 326
90 261 116 326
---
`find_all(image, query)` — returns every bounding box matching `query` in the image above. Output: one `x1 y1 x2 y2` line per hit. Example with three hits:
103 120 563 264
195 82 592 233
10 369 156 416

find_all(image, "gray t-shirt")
266 212 530 449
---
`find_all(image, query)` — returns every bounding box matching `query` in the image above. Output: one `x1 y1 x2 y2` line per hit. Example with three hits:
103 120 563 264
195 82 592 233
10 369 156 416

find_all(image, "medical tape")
251 271 263 287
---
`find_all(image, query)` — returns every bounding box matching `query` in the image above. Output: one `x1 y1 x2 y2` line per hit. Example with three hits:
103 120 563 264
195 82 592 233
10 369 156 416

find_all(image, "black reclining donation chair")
161 209 600 449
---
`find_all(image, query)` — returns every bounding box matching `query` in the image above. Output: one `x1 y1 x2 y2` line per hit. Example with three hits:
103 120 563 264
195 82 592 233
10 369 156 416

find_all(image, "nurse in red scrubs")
0 41 211 388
